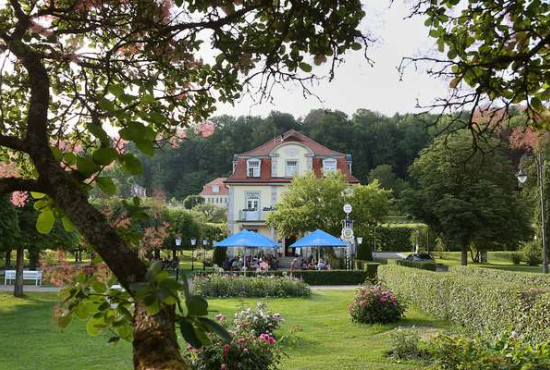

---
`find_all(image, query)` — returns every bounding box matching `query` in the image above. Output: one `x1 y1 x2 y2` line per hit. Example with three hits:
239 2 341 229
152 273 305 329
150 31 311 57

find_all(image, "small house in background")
131 183 147 198
225 129 359 256
199 177 229 207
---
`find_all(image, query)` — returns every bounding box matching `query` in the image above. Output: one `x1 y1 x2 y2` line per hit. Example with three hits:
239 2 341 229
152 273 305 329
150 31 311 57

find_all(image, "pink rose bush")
349 285 405 324
185 304 283 370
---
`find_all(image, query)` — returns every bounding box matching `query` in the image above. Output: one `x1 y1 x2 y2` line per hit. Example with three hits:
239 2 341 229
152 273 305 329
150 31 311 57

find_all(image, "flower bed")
193 274 310 298
349 285 405 324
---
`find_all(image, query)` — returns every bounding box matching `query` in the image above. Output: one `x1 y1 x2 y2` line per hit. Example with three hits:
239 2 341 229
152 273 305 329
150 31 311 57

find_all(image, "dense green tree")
267 172 390 239
192 203 227 224
368 165 410 199
0 196 20 268
404 130 532 265
183 195 205 210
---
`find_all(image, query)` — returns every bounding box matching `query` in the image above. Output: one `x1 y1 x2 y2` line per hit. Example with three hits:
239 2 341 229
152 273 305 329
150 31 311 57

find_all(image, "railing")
238 210 272 221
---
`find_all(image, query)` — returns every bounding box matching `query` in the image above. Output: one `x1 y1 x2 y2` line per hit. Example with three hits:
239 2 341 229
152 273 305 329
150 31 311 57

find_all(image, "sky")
215 0 451 120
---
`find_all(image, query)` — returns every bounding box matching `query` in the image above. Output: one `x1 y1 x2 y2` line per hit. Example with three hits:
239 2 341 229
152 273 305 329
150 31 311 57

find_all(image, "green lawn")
0 290 448 370
434 251 544 274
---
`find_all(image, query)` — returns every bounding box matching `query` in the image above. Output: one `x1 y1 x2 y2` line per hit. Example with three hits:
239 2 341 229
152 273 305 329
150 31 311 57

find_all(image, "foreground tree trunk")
5 249 11 268
29 248 39 271
13 247 24 297
133 303 187 370
461 244 468 266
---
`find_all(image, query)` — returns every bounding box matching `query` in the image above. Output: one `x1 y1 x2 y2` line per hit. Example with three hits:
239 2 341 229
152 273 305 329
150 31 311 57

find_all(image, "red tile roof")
239 129 345 157
225 130 359 184
199 177 229 196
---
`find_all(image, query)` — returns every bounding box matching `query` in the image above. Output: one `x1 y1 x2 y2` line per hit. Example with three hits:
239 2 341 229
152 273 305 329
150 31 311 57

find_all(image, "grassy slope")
0 290 448 370
433 251 544 273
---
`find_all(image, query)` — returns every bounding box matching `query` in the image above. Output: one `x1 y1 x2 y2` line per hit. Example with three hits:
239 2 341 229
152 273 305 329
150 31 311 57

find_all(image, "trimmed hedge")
448 266 550 289
193 269 372 285
354 260 380 280
389 259 437 271
193 274 311 298
378 225 414 252
378 265 550 342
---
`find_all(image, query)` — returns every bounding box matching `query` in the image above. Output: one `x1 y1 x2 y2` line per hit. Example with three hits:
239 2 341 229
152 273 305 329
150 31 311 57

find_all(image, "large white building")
225 130 359 256
199 177 229 207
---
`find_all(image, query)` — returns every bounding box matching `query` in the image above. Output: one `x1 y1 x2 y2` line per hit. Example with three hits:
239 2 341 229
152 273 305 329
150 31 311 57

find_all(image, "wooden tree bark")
5 249 12 268
461 244 468 266
13 247 24 298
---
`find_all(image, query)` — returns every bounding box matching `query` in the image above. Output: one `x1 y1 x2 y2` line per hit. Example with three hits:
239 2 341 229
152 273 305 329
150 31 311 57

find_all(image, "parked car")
405 253 435 263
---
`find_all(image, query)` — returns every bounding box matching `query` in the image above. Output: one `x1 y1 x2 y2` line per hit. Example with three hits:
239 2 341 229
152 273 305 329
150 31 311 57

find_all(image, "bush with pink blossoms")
349 285 405 324
186 329 282 370
234 302 284 337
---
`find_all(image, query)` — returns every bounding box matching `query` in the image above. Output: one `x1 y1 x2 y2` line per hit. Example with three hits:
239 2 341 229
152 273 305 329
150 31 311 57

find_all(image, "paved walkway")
0 284 61 293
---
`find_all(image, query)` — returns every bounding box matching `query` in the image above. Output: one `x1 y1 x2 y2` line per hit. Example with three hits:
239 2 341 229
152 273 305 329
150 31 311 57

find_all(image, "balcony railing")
238 209 272 221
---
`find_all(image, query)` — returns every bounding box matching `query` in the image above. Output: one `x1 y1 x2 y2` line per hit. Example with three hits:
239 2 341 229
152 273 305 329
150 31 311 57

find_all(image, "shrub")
192 274 310 298
233 302 284 336
389 328 429 360
212 247 227 267
390 259 437 271
429 333 550 370
356 242 373 261
349 285 405 324
354 260 380 282
510 252 522 265
193 270 372 286
378 225 414 252
378 265 550 342
521 241 542 266
187 331 282 370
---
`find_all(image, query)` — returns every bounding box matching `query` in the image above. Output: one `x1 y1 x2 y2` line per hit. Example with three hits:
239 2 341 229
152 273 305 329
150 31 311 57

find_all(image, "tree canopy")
266 172 390 238
404 129 532 265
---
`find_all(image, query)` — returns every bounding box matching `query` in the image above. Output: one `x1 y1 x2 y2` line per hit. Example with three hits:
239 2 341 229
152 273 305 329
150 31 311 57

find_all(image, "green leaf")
120 154 143 175
96 177 117 195
86 317 105 336
351 42 362 51
76 157 100 175
145 299 161 315
109 84 125 97
92 148 119 165
108 336 120 345
298 62 312 73
146 262 163 282
61 216 74 232
58 313 73 329
36 209 55 234
136 141 155 157
140 94 156 104
51 146 63 161
197 317 232 343
98 97 116 112
86 123 110 146
531 97 543 111
186 296 208 316
179 319 203 349
30 192 46 199
92 281 107 294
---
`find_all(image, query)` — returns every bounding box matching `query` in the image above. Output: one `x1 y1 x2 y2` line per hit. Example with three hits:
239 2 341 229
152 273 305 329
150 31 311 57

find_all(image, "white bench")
3 270 43 286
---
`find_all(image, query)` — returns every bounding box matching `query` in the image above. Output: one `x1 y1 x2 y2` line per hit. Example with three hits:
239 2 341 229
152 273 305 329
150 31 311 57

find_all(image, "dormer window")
212 185 220 193
247 159 261 177
286 160 298 177
323 158 337 175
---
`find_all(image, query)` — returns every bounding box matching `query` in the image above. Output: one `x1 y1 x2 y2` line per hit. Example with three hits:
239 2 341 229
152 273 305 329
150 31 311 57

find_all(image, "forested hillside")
114 109 439 200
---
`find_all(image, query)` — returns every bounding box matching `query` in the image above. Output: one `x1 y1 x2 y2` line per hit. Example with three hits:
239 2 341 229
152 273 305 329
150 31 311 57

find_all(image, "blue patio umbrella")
215 230 278 269
290 229 346 267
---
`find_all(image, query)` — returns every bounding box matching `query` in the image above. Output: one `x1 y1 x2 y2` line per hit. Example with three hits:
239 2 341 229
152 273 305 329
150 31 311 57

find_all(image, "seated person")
317 258 326 270
232 258 242 270
300 259 307 270
222 258 231 271
259 259 269 271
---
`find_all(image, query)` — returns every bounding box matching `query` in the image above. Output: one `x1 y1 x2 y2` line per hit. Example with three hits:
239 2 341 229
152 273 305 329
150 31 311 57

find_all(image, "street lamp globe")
517 169 527 184
356 237 363 245
175 237 182 247
202 239 208 247
191 238 196 246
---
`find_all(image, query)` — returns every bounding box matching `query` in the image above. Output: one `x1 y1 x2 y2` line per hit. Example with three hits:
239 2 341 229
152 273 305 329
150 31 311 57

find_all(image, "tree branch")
0 177 45 196
0 134 28 151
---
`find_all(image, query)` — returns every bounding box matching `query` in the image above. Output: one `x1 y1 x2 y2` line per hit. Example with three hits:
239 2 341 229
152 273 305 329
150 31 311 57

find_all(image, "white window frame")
285 159 298 177
245 193 260 211
323 158 337 176
212 185 220 193
247 159 261 178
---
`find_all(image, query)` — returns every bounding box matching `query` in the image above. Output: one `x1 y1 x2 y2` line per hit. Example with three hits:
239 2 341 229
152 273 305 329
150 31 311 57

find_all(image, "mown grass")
0 290 449 370
434 251 544 274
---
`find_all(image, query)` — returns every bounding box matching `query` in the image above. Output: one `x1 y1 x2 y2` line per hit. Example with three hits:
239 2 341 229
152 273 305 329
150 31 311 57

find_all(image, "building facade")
225 130 359 256
199 177 229 207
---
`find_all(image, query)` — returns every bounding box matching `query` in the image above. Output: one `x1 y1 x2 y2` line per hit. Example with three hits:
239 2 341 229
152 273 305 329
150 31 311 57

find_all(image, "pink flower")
359 300 367 308
221 364 227 370
195 120 215 138
11 191 28 208
258 333 269 342
222 344 230 356
216 313 226 322
268 336 276 345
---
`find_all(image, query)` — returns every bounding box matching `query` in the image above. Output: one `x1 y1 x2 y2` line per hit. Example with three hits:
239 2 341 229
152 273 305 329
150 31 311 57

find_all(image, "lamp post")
191 238 197 271
356 236 363 267
174 237 182 281
517 164 549 274
202 239 208 271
